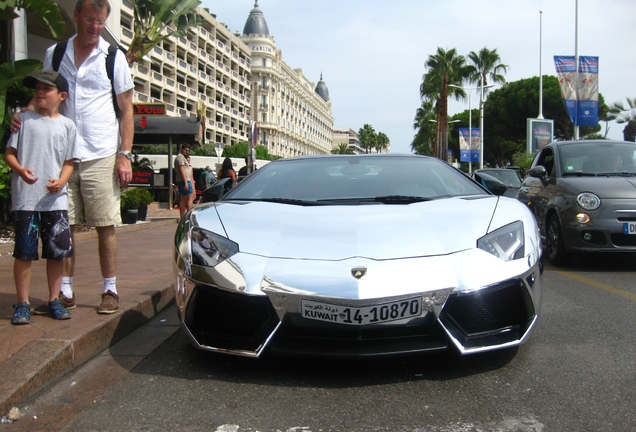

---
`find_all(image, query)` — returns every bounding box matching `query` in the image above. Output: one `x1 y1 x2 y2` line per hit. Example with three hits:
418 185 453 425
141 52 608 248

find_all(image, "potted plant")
120 189 141 224
132 187 154 221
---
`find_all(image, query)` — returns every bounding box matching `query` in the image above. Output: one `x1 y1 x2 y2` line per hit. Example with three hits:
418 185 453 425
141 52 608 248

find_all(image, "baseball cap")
23 70 69 93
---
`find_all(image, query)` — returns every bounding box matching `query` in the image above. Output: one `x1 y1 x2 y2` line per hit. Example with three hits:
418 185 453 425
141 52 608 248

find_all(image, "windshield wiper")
596 172 636 177
316 195 434 204
563 172 597 177
253 197 317 205
373 195 434 203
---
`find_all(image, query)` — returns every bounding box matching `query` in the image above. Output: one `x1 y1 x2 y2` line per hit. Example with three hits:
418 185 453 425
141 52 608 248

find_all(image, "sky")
202 0 636 154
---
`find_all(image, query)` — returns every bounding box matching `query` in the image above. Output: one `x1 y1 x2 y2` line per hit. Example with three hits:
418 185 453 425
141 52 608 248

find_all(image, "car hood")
193 196 503 261
559 176 636 198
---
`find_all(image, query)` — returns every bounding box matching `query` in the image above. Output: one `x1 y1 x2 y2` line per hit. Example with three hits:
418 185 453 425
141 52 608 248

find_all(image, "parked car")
174 154 543 359
517 140 636 265
472 168 523 197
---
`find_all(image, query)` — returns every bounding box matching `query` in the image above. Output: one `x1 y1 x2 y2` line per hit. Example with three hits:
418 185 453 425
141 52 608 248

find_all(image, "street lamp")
450 83 494 169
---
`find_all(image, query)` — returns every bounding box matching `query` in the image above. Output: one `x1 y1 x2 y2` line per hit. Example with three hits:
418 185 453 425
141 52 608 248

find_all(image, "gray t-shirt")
8 110 78 211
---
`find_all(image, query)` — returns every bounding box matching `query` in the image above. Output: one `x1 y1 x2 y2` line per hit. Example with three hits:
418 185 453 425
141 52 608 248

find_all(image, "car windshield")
476 169 522 187
559 141 636 175
222 155 488 204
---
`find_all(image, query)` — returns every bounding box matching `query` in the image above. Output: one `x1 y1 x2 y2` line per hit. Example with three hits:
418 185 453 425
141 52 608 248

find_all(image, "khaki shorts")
68 153 121 227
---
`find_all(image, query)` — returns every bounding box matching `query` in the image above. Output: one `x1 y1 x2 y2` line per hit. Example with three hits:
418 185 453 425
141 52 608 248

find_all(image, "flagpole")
538 10 544 119
574 0 579 140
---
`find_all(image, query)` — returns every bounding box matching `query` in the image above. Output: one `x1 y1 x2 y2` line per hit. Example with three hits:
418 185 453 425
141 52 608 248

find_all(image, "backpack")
51 41 120 118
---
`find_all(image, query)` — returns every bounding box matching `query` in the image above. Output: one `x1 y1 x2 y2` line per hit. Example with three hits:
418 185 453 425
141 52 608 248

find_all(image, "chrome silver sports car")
174 154 543 359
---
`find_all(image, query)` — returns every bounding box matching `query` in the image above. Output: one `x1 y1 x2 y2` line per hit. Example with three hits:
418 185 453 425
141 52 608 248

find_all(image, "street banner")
459 128 480 163
554 55 599 127
577 56 599 127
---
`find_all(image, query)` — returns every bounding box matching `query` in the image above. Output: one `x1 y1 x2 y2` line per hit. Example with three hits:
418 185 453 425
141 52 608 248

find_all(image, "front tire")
546 214 571 266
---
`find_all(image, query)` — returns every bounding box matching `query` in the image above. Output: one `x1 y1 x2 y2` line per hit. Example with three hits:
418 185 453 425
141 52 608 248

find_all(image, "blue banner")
554 55 599 127
459 128 480 163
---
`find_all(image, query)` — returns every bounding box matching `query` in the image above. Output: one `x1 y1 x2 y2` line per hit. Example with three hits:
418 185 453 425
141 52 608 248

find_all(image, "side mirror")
201 178 232 203
527 166 547 178
474 172 508 196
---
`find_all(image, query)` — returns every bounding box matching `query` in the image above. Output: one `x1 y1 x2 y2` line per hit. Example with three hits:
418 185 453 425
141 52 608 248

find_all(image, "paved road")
5 254 636 432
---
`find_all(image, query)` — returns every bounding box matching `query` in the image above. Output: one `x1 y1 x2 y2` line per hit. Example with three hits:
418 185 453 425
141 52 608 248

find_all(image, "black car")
517 140 636 265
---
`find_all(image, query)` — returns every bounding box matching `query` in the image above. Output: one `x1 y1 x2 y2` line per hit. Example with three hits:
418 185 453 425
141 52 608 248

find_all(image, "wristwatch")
119 150 133 161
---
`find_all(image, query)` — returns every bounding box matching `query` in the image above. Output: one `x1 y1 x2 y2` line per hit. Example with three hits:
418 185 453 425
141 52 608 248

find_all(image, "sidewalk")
0 203 181 415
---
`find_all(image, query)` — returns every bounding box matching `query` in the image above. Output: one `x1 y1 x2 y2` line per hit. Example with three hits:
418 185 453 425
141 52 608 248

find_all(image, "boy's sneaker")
48 299 71 320
11 302 31 325
33 293 76 315
97 290 119 314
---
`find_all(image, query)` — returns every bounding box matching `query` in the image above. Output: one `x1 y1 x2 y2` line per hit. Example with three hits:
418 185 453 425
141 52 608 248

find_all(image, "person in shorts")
174 144 193 218
12 0 135 315
4 70 79 324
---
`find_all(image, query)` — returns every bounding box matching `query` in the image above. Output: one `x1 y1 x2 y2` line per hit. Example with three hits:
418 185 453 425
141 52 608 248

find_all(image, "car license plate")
623 222 636 235
301 297 422 326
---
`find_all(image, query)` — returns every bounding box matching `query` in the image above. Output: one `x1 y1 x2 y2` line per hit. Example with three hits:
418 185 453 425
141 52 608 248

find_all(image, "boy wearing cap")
4 70 79 324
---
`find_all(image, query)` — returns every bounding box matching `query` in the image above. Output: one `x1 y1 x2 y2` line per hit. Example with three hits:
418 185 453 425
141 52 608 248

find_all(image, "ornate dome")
315 73 330 102
242 1 270 36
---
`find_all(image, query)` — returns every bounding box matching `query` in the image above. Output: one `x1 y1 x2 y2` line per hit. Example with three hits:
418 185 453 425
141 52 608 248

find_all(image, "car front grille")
610 233 636 247
438 279 535 350
184 285 279 353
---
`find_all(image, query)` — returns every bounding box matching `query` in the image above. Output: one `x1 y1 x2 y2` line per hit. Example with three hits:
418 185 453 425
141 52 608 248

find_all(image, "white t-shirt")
43 36 134 162
8 111 79 211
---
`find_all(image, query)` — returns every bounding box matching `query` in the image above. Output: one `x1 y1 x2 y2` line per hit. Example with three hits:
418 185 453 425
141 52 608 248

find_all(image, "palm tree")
411 99 436 155
126 0 204 65
420 47 469 160
466 47 508 164
607 97 636 141
358 124 377 154
376 132 390 153
332 143 353 154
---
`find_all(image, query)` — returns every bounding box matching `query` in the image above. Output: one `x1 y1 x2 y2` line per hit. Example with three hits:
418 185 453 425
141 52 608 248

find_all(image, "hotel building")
9 0 334 158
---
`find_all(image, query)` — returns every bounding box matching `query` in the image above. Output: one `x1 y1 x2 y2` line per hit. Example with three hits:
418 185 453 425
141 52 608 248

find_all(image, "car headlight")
190 227 239 267
477 221 524 261
577 192 601 210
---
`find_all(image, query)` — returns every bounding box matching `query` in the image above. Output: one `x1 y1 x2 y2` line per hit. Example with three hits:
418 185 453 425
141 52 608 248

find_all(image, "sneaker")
49 299 71 320
33 293 76 315
12 302 31 325
97 290 119 314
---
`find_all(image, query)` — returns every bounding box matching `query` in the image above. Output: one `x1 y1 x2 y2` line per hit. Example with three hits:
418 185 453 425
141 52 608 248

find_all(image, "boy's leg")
14 258 32 304
47 258 63 302
41 211 73 320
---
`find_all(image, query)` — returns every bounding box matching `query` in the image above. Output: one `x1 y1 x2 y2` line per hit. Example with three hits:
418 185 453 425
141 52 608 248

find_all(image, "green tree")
420 48 470 160
376 132 390 153
466 47 508 164
332 143 353 154
481 75 607 166
607 97 636 141
411 99 436 155
126 0 203 65
358 124 376 154
467 47 508 90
